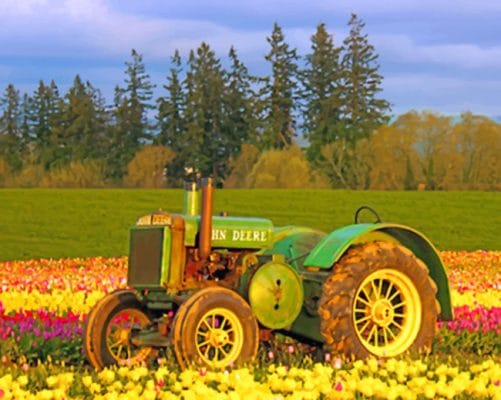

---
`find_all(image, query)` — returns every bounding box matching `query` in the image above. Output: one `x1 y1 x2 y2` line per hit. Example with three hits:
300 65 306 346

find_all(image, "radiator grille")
128 227 164 287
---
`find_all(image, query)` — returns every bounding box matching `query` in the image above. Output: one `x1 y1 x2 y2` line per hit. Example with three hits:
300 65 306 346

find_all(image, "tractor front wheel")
171 287 259 369
319 241 440 359
84 290 156 369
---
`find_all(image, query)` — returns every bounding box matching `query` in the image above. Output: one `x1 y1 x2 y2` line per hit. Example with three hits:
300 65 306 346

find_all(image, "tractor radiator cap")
248 261 304 330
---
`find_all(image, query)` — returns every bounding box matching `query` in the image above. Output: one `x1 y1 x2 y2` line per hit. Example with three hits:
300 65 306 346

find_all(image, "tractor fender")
303 223 453 320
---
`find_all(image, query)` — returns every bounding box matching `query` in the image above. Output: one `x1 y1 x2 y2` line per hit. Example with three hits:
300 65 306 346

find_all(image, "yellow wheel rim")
195 307 244 368
353 268 421 357
106 309 152 365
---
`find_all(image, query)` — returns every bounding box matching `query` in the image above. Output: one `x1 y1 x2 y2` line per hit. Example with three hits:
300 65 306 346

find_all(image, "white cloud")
375 34 501 70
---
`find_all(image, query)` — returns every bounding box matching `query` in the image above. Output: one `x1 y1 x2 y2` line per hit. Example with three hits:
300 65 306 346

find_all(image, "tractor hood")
184 215 274 249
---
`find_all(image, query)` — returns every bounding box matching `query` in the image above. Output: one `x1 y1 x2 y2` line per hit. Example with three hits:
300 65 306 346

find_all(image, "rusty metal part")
199 177 214 262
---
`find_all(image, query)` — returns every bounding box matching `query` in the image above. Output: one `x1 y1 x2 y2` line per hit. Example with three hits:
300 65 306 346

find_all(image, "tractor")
84 178 452 369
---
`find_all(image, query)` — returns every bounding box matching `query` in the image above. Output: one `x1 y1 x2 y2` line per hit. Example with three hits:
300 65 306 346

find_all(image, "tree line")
0 15 499 190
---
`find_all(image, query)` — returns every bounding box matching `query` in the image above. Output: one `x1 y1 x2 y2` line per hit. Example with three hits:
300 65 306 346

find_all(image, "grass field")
0 189 499 261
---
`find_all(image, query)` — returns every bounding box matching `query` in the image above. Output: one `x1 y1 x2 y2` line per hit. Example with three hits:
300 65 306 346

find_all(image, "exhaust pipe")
199 177 214 261
183 181 200 216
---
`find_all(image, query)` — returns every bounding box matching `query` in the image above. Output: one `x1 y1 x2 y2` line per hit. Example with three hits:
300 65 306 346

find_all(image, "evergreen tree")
157 50 185 149
181 42 227 181
223 46 260 158
52 75 109 166
29 80 63 169
106 49 155 181
302 23 343 160
262 22 299 149
0 84 23 170
340 13 390 144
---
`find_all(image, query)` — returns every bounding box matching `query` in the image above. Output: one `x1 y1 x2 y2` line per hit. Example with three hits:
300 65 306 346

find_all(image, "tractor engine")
127 178 274 293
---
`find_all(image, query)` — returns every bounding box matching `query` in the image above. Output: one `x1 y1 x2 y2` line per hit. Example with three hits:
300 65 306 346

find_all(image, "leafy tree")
0 84 23 170
451 113 501 190
106 49 155 182
302 23 343 160
247 145 327 188
340 14 390 144
123 145 175 188
262 22 299 149
319 138 373 189
224 143 261 188
365 124 420 190
40 160 105 188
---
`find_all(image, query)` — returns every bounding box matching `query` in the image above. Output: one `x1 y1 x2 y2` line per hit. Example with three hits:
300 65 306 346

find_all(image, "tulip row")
1 251 499 294
0 357 500 399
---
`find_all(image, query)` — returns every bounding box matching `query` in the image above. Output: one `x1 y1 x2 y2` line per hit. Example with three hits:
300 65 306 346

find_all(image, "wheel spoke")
393 301 406 309
219 346 228 357
361 286 373 302
197 339 211 349
108 339 123 349
390 320 403 331
356 296 372 307
355 315 371 324
202 319 212 331
388 289 400 302
359 320 372 335
384 326 396 339
382 325 388 346
378 279 384 298
382 281 393 299
371 281 380 300
367 325 377 345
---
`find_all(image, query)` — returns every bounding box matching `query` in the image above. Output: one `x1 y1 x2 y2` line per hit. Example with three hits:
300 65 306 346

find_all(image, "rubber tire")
318 241 440 359
84 290 156 369
171 287 259 369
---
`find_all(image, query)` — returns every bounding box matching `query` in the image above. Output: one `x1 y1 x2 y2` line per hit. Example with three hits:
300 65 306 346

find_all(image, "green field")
0 189 499 261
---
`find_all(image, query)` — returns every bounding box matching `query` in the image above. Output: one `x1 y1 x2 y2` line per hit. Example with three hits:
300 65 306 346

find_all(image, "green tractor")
84 178 452 369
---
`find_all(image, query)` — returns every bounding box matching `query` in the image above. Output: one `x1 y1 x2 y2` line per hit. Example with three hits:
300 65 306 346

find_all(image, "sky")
0 0 500 117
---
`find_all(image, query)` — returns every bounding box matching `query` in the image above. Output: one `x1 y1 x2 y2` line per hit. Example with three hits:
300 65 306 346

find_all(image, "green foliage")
0 84 23 171
123 145 175 188
0 189 498 262
340 14 391 144
51 75 109 167
262 23 299 149
302 23 343 160
106 49 155 182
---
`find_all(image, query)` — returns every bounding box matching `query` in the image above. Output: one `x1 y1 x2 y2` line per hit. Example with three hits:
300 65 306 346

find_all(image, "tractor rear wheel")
171 287 259 369
84 290 156 369
319 241 440 359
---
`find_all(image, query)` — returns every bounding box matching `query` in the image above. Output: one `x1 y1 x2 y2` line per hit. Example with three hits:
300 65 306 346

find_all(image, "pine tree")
223 46 260 158
302 23 343 160
29 80 63 169
181 42 227 181
106 49 155 181
157 50 185 149
340 13 390 145
262 22 299 149
0 84 23 170
53 75 109 166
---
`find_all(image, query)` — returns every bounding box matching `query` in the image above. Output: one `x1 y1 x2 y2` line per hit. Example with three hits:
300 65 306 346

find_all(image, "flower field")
0 251 500 399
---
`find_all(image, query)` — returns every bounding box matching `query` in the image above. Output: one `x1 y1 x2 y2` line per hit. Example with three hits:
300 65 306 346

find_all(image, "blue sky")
0 0 500 117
